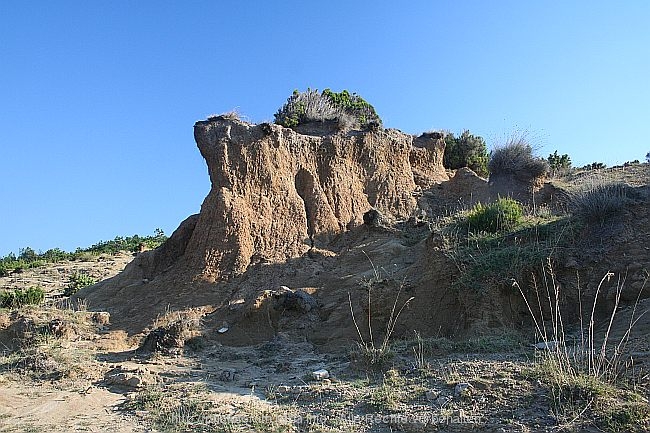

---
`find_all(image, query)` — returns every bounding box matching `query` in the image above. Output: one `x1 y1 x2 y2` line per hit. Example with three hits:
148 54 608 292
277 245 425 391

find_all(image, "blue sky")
1 1 649 255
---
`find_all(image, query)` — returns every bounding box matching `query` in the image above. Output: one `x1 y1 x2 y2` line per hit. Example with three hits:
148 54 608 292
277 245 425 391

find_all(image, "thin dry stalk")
517 262 645 384
349 253 414 366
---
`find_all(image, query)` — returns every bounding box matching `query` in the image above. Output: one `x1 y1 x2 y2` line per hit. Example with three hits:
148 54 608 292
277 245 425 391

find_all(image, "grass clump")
466 197 523 233
516 264 650 431
349 255 414 370
570 181 634 225
489 135 548 181
63 272 96 296
0 286 45 308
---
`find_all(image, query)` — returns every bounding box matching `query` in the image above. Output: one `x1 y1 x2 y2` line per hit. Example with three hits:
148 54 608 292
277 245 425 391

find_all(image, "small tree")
443 130 489 177
547 150 572 176
646 151 650 163
18 247 38 262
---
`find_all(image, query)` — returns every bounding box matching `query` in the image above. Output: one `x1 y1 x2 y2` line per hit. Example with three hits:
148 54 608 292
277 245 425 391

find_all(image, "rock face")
79 118 447 333
163 118 445 281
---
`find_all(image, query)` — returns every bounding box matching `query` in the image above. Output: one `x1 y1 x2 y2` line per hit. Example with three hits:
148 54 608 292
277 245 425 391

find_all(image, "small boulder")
273 286 318 313
312 369 330 381
363 208 385 227
454 382 473 397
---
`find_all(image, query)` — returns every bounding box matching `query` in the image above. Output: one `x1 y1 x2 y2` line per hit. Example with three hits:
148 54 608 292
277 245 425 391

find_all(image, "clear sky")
1 1 649 256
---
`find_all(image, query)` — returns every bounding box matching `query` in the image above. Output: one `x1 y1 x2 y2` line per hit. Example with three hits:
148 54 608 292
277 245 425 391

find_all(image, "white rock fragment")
454 382 473 397
312 369 330 380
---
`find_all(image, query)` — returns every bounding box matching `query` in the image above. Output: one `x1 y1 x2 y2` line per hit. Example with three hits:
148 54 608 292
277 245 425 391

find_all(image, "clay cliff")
79 117 448 335
188 118 446 280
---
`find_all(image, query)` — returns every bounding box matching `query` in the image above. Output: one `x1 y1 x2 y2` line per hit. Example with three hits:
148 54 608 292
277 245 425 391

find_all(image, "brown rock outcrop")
187 119 446 280
78 118 447 333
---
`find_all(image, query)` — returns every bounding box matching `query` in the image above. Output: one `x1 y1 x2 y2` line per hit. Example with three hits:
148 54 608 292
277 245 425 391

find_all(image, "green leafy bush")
321 89 382 129
274 88 381 129
0 286 45 308
443 130 489 177
547 150 572 175
466 197 523 233
64 272 96 296
488 137 548 180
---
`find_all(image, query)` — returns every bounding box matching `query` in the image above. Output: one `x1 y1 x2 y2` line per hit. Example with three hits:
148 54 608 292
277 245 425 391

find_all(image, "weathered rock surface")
78 118 447 335
187 119 445 280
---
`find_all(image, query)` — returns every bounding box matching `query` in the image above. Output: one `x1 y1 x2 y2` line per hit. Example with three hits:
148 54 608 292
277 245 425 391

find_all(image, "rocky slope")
76 116 650 353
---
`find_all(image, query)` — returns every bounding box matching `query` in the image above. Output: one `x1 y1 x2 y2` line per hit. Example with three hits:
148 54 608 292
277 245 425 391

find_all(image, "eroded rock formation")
187 118 446 280
79 118 447 333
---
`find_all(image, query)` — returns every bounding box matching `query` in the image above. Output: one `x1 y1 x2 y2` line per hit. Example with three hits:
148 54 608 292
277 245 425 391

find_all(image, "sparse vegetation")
446 202 571 293
488 135 549 180
63 272 96 296
349 255 414 369
582 162 607 170
516 264 650 430
570 181 633 224
0 286 45 308
443 130 489 177
0 229 167 276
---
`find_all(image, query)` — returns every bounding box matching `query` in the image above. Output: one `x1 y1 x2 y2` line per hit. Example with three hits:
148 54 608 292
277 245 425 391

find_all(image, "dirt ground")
1 248 648 431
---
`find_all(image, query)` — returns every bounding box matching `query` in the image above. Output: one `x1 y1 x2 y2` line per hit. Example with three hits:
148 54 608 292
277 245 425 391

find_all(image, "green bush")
466 197 523 233
321 89 382 129
64 272 96 296
0 286 45 308
274 88 381 129
443 130 489 177
488 137 548 180
547 150 572 174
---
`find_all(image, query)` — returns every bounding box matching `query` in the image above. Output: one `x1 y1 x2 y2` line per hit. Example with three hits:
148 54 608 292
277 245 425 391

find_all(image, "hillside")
1 117 649 432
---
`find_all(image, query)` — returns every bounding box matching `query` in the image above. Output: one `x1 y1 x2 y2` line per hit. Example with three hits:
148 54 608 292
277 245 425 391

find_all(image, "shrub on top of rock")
274 88 382 130
443 130 489 178
488 136 548 181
